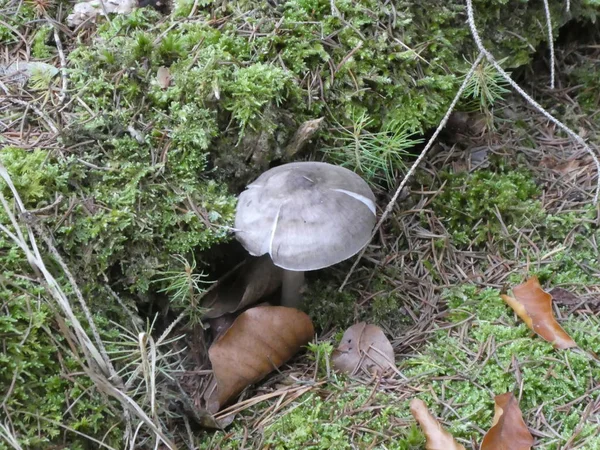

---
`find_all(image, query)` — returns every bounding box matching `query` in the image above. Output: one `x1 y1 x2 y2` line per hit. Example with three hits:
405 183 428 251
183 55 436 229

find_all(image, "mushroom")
234 161 376 308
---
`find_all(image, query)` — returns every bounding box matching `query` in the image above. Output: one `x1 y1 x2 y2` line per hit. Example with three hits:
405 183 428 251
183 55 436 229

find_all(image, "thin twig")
0 169 107 372
0 421 23 450
465 0 600 203
339 52 485 291
27 194 64 214
52 23 69 104
106 285 144 330
7 98 59 134
0 18 30 57
542 0 555 89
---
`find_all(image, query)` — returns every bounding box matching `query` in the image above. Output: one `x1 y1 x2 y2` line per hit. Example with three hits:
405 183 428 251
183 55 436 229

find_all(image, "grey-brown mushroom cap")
235 161 376 271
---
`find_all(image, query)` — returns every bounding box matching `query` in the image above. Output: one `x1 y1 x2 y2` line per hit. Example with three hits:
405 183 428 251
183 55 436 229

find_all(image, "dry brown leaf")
202 255 283 319
410 399 466 450
501 277 577 349
283 117 325 159
204 306 313 412
332 322 395 376
481 393 534 450
208 313 237 341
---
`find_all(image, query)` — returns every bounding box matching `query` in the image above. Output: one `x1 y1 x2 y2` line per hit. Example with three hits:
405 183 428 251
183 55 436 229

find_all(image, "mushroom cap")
235 161 376 271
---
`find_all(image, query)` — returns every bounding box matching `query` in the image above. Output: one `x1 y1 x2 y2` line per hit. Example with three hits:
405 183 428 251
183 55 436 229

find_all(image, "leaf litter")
202 254 283 320
481 393 534 450
411 392 533 450
332 322 395 376
0 61 58 86
67 0 138 27
501 276 577 349
204 305 314 414
410 399 466 450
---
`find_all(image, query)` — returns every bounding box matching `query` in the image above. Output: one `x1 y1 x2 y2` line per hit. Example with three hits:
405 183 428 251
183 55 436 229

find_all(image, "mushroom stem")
281 270 305 308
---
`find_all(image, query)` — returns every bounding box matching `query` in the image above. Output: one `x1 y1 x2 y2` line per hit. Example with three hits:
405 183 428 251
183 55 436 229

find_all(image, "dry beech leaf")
410 399 465 450
204 306 314 413
501 277 577 349
332 322 395 376
208 313 237 341
540 156 582 176
481 393 534 450
202 255 283 319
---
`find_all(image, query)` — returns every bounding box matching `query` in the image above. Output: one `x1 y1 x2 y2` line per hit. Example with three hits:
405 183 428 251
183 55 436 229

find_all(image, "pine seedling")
153 254 211 325
462 56 510 114
325 110 423 188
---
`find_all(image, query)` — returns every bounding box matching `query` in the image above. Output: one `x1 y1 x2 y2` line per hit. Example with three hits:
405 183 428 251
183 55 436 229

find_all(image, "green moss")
263 387 422 449
303 281 358 330
207 285 600 448
28 0 595 299
0 2 36 43
201 384 424 449
32 25 55 59
0 147 68 206
3 0 600 447
432 169 543 246
406 284 600 448
0 277 122 449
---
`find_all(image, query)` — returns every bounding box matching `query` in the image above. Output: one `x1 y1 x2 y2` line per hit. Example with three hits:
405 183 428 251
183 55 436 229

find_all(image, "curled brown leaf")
204 306 314 413
332 322 395 376
501 277 577 349
410 399 466 450
202 255 283 319
481 393 534 450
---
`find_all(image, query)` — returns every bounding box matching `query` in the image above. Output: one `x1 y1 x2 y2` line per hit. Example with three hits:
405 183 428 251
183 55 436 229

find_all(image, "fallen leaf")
204 306 314 412
445 111 487 139
410 399 465 450
501 277 577 349
0 61 58 86
67 0 138 27
332 322 395 376
156 66 171 89
202 255 284 319
208 313 237 341
554 159 582 175
481 393 534 450
283 117 325 159
470 147 490 169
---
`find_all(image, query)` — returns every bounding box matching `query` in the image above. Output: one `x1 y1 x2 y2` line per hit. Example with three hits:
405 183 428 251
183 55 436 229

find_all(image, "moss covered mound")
2 0 597 296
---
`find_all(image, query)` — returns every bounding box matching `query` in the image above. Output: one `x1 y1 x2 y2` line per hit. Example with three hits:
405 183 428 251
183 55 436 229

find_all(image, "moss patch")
202 285 600 449
432 168 543 247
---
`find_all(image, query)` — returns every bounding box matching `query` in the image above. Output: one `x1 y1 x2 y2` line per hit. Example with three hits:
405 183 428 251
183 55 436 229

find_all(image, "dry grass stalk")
0 162 177 449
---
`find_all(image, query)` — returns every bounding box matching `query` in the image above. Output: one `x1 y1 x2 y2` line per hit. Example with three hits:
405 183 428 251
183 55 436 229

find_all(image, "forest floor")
201 47 600 449
2 2 600 450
